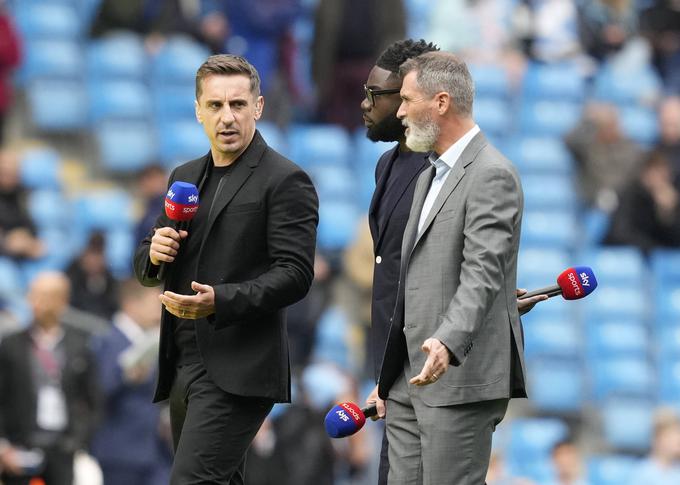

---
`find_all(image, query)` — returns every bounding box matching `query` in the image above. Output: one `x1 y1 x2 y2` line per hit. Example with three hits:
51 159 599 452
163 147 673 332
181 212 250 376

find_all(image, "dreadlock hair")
375 39 440 75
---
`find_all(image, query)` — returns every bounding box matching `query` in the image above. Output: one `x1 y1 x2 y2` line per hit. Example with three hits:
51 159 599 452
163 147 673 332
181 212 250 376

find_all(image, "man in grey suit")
377 51 526 485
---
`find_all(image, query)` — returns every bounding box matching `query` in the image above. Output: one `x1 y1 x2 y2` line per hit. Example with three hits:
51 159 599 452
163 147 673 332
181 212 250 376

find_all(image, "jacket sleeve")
133 169 176 286
211 169 319 326
432 165 522 365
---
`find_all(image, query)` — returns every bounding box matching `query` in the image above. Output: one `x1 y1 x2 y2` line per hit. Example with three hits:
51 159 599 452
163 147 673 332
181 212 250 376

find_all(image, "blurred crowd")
1 0 680 484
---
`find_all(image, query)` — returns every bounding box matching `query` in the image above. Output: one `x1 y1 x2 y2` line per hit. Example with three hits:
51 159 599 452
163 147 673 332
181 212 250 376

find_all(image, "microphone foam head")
164 181 199 222
324 402 366 438
557 266 598 300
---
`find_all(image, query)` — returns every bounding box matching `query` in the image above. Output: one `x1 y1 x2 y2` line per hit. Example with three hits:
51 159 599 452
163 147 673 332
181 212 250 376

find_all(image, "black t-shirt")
172 163 233 366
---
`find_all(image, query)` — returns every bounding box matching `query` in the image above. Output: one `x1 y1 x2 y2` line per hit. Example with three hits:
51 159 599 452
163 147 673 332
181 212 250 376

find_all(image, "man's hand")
516 288 549 316
364 384 386 421
410 338 451 386
0 445 22 476
159 281 216 319
149 227 188 266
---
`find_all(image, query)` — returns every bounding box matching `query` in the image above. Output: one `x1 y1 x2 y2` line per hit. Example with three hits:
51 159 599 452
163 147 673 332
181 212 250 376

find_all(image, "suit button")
376 256 382 264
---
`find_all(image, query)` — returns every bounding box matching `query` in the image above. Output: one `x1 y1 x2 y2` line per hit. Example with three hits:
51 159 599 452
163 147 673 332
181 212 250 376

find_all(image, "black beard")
366 113 405 142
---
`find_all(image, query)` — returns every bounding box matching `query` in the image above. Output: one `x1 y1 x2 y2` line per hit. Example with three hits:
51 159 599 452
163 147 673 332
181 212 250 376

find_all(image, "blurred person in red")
628 407 680 484
0 272 99 485
603 149 680 253
0 150 45 260
0 0 20 144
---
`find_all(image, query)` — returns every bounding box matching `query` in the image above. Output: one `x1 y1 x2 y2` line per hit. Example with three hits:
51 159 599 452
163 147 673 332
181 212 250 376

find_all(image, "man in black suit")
133 54 318 484
0 271 99 485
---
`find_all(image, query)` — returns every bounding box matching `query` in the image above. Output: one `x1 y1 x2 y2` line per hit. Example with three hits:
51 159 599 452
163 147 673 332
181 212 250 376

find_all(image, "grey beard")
405 119 439 152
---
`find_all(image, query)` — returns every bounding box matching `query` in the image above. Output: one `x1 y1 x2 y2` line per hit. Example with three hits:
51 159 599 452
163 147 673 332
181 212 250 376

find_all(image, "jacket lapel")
374 151 429 253
401 165 434 272
368 146 397 247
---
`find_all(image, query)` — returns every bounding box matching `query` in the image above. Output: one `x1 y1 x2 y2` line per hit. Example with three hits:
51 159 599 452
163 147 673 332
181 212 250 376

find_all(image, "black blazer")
0 327 100 451
134 131 319 403
368 145 429 380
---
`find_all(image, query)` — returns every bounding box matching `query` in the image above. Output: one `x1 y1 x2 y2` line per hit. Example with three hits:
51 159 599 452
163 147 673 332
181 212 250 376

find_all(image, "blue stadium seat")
20 148 62 190
352 130 398 172
519 100 582 137
469 64 511 98
28 190 72 229
151 36 211 86
584 286 648 321
317 200 360 251
96 120 157 172
21 40 83 82
307 165 356 204
89 80 152 122
517 247 571 289
15 3 81 41
586 320 649 359
523 318 581 360
655 284 680 321
588 455 638 485
0 257 25 297
522 174 577 211
659 356 680 404
105 228 134 278
578 247 646 286
256 121 287 156
152 85 196 122
74 189 134 231
288 124 351 169
35 226 78 270
620 106 659 147
593 63 662 105
523 62 585 101
601 398 654 451
521 210 578 248
527 358 585 413
651 249 680 285
591 357 656 401
474 97 512 139
27 80 88 131
508 418 568 482
312 307 352 370
504 136 574 175
582 208 611 248
87 33 147 81
157 119 207 168
658 325 680 358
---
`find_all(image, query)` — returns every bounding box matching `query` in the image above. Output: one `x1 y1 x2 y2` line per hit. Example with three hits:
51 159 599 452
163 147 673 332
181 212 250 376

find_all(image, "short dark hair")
195 54 261 100
400 51 474 117
376 39 440 76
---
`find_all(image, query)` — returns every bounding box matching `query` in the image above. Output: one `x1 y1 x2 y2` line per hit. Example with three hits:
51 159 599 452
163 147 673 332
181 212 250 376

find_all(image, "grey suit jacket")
378 132 526 406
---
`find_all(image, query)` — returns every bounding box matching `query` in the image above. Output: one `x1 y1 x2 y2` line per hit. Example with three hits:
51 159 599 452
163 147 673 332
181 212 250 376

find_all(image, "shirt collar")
429 124 480 169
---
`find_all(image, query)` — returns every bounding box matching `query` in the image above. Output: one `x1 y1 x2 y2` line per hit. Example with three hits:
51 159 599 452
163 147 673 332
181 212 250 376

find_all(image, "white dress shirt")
417 124 480 234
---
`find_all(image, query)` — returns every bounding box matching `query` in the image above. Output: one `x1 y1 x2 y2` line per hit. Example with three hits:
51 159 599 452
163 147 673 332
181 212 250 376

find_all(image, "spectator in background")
90 280 171 485
0 1 20 144
658 96 680 181
640 0 680 92
576 0 638 63
66 232 119 321
90 0 204 53
604 149 680 253
312 0 406 130
565 102 643 211
0 150 45 260
628 407 680 484
547 440 590 485
0 272 99 485
134 164 168 246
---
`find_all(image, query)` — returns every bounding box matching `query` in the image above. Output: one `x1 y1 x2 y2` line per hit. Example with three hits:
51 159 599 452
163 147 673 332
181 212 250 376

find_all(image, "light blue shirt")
627 458 680 485
417 124 480 234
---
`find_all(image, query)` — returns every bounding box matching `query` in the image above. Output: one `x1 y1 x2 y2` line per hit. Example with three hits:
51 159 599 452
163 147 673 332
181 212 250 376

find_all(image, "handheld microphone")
157 181 199 280
519 266 598 301
324 402 378 438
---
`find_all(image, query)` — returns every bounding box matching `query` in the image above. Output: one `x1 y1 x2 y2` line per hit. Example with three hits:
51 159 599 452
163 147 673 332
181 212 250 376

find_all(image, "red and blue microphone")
519 266 598 301
324 402 378 438
157 181 199 280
